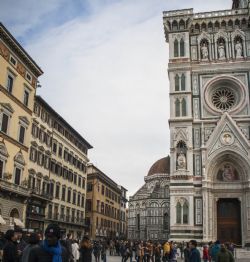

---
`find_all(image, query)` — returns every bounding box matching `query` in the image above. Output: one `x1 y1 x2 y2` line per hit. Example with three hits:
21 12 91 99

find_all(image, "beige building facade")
29 96 92 238
86 164 128 240
0 23 43 231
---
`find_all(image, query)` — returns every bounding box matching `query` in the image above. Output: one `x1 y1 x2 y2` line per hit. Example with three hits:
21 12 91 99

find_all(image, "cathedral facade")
128 157 170 241
163 0 250 245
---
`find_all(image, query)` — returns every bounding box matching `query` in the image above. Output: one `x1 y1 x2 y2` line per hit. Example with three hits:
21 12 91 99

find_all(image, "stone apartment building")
28 96 92 238
86 164 128 240
0 23 43 231
0 23 92 238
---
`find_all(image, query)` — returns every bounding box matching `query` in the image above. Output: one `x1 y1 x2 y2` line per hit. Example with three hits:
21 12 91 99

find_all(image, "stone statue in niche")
177 153 186 169
201 43 209 60
218 42 226 59
235 40 243 58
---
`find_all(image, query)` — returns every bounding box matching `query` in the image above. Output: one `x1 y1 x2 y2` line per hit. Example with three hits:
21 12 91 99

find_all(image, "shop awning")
14 218 25 228
0 215 6 225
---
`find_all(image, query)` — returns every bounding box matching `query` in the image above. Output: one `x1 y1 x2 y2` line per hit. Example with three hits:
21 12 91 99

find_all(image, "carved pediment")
14 151 25 165
0 103 14 114
0 141 9 157
28 168 36 175
19 116 30 126
45 150 51 155
38 146 45 152
214 30 229 42
36 172 43 178
174 128 188 142
31 141 38 147
207 113 249 157
231 28 245 39
198 31 212 42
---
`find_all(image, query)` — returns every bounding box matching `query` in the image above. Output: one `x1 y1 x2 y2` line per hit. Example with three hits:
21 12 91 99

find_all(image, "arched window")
228 20 233 30
194 23 200 33
221 20 226 29
242 18 247 28
201 23 206 31
180 39 185 57
174 39 179 57
10 208 20 218
183 202 189 224
175 99 180 117
181 74 185 91
208 22 213 32
182 98 187 116
214 21 220 31
175 74 180 91
163 213 169 230
235 19 240 28
176 202 182 224
172 20 178 31
179 20 185 30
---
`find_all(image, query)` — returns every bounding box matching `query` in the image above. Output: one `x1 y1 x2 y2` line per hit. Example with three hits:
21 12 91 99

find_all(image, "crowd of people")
0 224 236 262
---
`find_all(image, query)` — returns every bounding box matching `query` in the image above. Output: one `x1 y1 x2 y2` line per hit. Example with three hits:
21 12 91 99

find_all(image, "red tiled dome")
147 156 170 176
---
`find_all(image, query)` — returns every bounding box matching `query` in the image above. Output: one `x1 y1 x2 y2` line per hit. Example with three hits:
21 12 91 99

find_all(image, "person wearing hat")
28 224 69 262
2 229 19 262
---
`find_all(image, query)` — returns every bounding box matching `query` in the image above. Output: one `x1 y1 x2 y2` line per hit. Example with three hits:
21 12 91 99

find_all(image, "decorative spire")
232 0 240 9
232 0 248 9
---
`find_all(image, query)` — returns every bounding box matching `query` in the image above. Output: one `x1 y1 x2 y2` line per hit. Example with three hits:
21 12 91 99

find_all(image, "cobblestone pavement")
102 254 249 262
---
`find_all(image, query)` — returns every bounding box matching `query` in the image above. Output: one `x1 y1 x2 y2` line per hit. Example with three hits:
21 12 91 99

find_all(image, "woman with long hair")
79 236 93 262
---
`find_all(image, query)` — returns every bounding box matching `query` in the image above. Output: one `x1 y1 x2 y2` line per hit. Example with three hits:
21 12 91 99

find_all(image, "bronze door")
217 199 241 245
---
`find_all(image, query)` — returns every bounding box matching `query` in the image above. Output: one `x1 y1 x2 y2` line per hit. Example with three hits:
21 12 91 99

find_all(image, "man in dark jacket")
189 240 201 262
28 224 69 262
14 228 27 262
2 229 18 262
216 244 234 262
211 241 221 262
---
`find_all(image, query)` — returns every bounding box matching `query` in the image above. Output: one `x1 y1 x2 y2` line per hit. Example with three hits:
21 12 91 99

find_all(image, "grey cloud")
1 0 232 195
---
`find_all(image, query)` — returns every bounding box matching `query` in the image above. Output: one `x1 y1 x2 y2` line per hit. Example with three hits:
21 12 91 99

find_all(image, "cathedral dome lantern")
147 156 170 176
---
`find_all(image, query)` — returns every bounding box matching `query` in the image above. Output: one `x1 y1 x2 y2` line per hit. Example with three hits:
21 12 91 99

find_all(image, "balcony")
29 187 53 201
47 213 86 227
0 178 30 197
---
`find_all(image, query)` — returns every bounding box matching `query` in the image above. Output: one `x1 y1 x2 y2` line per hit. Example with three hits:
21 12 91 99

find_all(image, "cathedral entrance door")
217 198 241 245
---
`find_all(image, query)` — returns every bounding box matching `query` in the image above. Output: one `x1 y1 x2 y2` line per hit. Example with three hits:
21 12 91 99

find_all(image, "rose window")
211 88 235 111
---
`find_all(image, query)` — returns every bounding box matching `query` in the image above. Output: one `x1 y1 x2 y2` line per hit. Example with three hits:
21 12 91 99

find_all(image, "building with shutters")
0 23 43 231
28 96 92 238
86 164 128 240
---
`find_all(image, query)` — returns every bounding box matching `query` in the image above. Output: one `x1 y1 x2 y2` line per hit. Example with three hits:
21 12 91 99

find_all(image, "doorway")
217 198 241 245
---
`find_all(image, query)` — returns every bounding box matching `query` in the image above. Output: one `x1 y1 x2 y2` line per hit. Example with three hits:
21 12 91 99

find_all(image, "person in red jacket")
203 245 209 262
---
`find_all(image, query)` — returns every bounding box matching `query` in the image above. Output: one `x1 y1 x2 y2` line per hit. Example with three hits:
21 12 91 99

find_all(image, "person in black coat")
28 224 69 262
79 236 93 262
2 229 18 262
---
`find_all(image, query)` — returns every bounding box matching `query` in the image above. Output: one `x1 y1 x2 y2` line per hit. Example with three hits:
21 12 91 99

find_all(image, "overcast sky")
1 0 231 196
